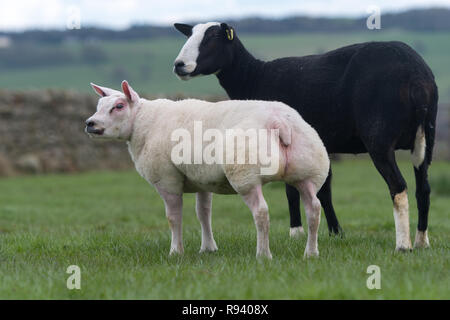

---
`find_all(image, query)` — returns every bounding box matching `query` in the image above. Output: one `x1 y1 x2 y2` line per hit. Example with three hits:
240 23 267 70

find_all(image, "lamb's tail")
410 80 438 167
269 117 291 146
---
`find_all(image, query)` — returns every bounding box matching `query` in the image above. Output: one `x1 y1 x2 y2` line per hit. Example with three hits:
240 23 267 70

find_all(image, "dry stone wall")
0 89 224 176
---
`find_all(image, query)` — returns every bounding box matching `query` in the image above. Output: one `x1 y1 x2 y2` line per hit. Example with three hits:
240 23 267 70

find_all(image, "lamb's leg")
241 185 272 259
157 188 184 255
196 192 218 252
297 181 321 258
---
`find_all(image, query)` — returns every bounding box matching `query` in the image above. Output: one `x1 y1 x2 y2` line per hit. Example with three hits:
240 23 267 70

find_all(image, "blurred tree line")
0 43 108 69
0 8 449 45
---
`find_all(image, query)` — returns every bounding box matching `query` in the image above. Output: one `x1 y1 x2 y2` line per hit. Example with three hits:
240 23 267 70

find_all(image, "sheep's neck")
216 38 265 99
127 100 147 164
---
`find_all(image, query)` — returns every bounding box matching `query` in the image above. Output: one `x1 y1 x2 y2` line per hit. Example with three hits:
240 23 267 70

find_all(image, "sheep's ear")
174 23 193 37
220 23 234 41
121 80 139 103
90 83 118 97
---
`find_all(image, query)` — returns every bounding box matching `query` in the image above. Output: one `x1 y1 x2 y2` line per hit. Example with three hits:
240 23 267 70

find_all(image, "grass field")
1 30 450 102
0 159 448 299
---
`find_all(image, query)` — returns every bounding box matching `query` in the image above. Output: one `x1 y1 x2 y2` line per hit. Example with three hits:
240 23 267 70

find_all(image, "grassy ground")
0 159 449 299
0 31 449 102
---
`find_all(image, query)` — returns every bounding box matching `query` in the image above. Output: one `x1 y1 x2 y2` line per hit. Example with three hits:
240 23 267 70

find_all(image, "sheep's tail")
410 79 438 167
423 89 438 166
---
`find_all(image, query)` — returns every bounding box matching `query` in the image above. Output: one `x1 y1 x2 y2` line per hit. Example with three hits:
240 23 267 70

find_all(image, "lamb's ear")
220 23 234 41
121 80 139 103
174 23 193 37
90 83 118 97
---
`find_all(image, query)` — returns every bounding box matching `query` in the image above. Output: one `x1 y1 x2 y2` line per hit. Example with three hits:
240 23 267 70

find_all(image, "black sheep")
173 22 438 250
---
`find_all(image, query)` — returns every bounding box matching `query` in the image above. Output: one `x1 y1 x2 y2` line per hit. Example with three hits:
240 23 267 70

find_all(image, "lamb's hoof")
395 245 413 253
199 243 218 253
304 250 319 259
290 226 305 238
414 230 430 249
256 251 273 260
169 248 184 256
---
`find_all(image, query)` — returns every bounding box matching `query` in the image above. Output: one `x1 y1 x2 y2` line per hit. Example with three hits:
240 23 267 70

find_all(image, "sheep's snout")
173 60 193 79
174 60 186 73
85 119 105 136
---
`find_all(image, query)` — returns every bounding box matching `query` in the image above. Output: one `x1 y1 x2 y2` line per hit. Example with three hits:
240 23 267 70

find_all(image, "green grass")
0 30 450 102
0 159 449 299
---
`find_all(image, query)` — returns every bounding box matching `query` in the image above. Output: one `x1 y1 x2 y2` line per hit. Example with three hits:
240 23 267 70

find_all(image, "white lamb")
85 81 330 258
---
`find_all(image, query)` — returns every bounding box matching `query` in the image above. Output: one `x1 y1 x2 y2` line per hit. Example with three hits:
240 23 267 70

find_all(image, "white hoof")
395 237 412 252
256 250 273 260
169 248 184 255
304 249 319 258
290 226 305 238
199 240 218 253
414 230 430 248
395 244 412 252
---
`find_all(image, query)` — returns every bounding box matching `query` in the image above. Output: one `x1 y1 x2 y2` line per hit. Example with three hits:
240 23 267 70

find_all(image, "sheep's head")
85 80 140 141
173 22 235 80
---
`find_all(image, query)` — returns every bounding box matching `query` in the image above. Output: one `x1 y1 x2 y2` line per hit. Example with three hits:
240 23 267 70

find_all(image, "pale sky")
1 0 450 31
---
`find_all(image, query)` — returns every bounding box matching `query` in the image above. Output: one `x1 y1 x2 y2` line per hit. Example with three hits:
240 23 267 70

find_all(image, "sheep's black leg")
413 162 431 248
368 149 412 250
286 183 302 228
370 150 407 200
317 166 342 235
286 166 342 236
414 163 430 232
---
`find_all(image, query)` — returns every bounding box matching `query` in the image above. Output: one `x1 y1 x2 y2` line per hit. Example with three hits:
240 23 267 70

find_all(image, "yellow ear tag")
226 29 234 41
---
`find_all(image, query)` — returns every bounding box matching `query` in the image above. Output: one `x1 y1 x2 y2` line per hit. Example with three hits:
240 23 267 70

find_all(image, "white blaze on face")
174 22 220 74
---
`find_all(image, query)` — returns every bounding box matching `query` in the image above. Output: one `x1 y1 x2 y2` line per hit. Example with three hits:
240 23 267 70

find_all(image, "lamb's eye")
110 104 124 113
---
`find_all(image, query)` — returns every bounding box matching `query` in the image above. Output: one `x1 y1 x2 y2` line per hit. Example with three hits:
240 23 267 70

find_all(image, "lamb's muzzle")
85 120 104 135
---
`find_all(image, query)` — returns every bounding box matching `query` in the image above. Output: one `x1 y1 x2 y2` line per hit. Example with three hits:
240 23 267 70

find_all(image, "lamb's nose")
86 120 96 128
